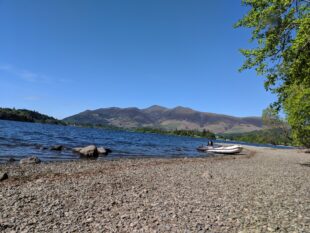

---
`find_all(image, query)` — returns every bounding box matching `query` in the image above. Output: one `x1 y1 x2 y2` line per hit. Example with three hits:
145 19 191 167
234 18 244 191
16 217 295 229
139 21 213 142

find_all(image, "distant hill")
0 108 64 125
63 105 262 133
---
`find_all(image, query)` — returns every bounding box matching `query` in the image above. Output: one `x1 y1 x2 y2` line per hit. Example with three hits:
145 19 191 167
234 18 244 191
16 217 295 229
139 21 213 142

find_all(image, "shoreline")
1 146 309 232
0 142 296 165
0 147 255 167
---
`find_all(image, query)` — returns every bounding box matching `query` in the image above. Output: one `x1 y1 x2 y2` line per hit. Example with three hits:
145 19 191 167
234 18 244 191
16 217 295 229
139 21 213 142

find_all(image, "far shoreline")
0 119 297 149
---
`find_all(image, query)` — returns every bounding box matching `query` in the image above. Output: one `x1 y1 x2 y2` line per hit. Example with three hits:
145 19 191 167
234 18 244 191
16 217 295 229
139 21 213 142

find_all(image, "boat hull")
197 145 243 154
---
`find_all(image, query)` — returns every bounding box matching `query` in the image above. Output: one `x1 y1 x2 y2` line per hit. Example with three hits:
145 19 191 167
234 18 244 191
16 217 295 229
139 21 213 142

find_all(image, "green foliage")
0 108 65 125
219 128 293 146
67 121 216 139
262 106 282 128
219 107 293 146
283 84 310 147
262 106 291 140
68 122 123 131
135 128 216 139
235 0 310 147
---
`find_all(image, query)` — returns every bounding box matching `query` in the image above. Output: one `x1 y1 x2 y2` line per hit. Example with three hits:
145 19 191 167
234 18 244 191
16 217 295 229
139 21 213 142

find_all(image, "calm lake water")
0 120 292 163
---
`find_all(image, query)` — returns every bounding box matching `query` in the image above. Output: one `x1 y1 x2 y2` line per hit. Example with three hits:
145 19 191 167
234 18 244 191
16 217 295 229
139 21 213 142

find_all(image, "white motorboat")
197 144 243 154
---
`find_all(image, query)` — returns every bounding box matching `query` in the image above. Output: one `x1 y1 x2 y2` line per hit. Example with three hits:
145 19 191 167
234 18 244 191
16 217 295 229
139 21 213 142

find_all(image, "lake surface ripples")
0 120 291 163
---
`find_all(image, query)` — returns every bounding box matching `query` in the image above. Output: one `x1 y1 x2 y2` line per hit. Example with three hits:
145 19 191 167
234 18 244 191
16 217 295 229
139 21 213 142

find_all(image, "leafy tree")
262 107 282 129
235 0 310 147
283 84 310 147
262 106 291 143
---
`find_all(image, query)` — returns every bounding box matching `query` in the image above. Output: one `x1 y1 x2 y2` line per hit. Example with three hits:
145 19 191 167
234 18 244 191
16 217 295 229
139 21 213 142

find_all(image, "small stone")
20 156 41 165
35 178 44 184
86 217 94 223
0 172 8 181
201 171 213 179
64 211 73 217
196 223 205 231
130 222 138 227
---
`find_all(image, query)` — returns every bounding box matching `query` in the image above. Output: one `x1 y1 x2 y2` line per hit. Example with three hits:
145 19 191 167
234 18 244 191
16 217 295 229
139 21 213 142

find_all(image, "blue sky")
0 0 276 119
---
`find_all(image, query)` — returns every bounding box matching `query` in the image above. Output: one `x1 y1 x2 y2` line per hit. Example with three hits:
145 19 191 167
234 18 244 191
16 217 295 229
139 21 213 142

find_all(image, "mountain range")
63 105 262 133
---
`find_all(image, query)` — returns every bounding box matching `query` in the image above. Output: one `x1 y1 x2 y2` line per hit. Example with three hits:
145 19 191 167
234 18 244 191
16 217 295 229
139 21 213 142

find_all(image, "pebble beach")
0 146 309 232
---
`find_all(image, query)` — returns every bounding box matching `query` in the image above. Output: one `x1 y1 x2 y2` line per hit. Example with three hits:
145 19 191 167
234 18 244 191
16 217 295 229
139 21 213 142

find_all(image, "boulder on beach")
20 156 41 165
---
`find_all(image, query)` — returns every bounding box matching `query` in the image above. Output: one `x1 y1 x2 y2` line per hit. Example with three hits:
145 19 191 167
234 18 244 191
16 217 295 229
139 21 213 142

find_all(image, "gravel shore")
0 147 309 232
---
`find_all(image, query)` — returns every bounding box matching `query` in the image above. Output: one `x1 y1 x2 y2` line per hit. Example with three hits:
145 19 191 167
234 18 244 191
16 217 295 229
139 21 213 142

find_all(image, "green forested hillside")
219 128 293 146
136 128 216 139
0 108 65 125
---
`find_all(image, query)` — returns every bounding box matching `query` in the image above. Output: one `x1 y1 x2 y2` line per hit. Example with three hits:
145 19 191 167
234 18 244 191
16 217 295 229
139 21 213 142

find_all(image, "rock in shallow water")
72 147 83 153
20 156 41 165
79 145 98 158
7 157 16 163
50 145 64 151
97 147 112 156
97 147 107 155
73 145 112 157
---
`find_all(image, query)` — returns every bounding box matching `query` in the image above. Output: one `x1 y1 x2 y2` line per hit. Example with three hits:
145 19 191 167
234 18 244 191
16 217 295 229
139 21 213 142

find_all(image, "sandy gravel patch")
0 147 309 232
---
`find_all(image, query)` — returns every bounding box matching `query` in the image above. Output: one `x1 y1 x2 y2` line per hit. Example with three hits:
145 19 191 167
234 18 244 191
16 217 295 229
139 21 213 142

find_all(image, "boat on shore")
197 144 243 154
